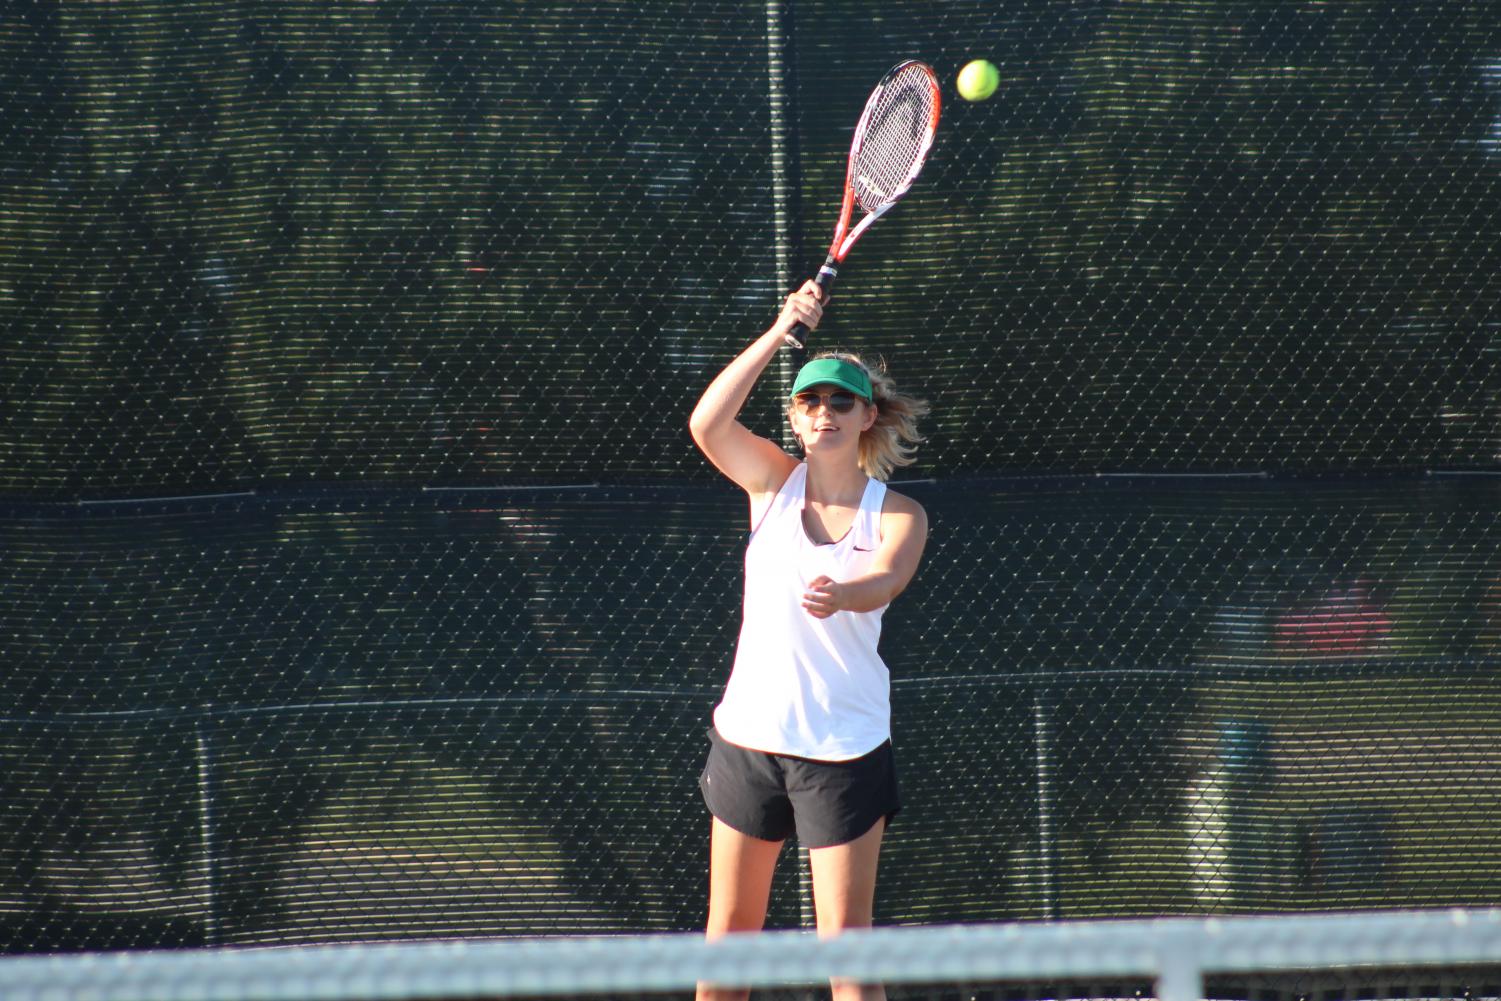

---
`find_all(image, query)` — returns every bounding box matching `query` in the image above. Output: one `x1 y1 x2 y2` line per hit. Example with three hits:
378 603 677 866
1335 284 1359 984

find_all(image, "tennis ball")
957 59 999 102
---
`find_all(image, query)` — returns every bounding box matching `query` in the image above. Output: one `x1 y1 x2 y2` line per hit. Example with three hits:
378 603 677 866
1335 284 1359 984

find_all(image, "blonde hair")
788 351 929 481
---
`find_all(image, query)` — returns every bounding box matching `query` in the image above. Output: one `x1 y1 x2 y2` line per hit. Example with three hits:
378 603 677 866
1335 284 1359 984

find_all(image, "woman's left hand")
801 575 845 618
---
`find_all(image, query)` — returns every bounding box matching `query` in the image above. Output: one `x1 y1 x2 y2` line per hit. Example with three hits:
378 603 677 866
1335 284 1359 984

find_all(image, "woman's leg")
808 818 887 1001
697 816 784 1001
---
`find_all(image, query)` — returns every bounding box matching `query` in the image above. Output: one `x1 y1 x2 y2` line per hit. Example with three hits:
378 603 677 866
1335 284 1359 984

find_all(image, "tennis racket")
785 60 941 349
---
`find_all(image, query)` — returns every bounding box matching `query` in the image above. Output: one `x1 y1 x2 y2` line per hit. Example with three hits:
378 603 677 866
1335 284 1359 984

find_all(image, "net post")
193 721 220 946
1032 686 1059 920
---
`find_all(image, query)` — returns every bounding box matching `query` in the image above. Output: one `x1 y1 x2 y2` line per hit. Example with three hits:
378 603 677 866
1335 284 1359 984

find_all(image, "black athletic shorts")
699 727 900 849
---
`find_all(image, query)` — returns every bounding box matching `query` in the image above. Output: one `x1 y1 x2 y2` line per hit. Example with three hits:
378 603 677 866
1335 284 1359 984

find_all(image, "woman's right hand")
772 280 825 342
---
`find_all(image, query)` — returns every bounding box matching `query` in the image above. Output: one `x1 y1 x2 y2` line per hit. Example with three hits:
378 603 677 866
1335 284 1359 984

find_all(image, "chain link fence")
2 0 1500 951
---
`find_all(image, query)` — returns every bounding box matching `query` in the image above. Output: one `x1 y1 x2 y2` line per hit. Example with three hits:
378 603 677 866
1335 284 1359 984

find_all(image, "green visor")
791 358 873 402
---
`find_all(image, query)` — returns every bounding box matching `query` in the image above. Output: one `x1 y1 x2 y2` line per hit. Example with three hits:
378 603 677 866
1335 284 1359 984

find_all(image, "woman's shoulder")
873 484 928 551
878 483 927 522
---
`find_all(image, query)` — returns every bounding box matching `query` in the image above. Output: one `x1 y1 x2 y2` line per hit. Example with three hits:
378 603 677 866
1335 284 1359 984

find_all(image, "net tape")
1 909 1498 1001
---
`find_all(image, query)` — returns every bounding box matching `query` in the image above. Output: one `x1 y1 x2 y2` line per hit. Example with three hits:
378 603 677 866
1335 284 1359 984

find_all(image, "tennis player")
688 281 929 1001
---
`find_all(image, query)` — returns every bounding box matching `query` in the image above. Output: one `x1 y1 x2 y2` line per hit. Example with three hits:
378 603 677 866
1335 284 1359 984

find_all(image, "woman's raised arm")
688 282 822 497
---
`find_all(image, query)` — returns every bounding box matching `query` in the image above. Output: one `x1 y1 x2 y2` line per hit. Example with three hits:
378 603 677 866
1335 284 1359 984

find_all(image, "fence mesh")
1 0 1501 958
3 481 1500 947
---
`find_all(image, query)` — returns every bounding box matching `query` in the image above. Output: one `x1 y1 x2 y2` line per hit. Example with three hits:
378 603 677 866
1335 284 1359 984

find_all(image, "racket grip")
783 264 839 349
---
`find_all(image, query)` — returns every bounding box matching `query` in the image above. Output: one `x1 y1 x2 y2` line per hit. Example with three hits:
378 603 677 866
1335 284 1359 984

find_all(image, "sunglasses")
792 390 863 415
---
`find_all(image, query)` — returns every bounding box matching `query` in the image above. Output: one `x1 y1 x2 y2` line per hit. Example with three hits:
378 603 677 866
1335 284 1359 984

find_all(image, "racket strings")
851 66 937 213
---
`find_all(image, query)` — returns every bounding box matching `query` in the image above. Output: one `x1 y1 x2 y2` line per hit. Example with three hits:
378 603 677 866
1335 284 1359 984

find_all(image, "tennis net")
2 909 1499 1001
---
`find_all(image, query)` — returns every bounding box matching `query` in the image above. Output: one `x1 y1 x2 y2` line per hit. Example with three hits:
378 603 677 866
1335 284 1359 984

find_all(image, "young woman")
687 281 929 1001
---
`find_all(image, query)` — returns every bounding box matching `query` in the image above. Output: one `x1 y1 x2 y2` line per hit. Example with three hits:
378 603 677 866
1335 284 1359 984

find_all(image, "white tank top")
713 462 891 761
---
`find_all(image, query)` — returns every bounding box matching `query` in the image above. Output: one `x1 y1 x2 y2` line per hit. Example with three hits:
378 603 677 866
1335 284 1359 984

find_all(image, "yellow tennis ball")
957 59 999 102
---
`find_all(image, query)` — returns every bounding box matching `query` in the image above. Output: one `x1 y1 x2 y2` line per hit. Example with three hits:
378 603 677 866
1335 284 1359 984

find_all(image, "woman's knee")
705 900 770 937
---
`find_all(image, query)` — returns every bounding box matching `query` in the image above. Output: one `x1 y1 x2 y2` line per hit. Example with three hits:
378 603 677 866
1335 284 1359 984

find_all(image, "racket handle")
783 263 839 349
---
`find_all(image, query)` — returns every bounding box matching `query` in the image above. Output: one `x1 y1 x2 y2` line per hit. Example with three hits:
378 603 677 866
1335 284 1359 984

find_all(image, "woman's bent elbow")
688 415 713 447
